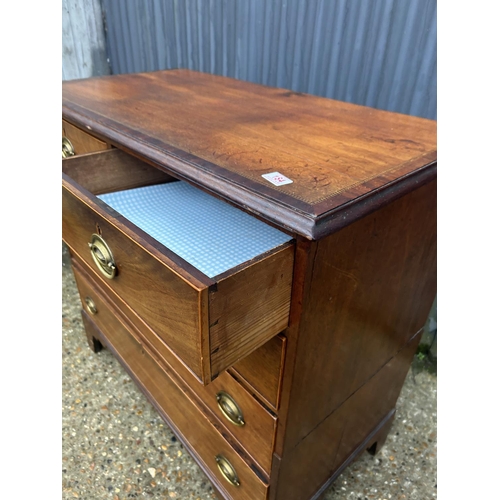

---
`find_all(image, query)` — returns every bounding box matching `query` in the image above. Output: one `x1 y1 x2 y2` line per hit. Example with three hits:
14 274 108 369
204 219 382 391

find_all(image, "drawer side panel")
209 245 294 379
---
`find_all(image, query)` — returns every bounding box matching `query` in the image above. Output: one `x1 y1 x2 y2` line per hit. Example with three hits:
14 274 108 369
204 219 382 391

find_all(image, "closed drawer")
78 280 268 500
62 149 294 385
62 119 110 157
72 256 277 475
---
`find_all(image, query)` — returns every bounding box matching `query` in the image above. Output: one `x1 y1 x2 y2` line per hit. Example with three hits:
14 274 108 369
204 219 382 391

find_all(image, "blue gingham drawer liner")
98 182 292 278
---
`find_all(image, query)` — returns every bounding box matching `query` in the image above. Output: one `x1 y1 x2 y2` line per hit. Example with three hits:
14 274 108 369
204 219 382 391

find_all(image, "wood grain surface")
278 180 437 453
62 70 436 239
63 177 207 380
79 292 268 500
62 171 294 384
62 119 110 155
230 335 286 412
62 70 437 499
209 245 294 380
272 333 422 500
72 256 278 476
62 148 175 195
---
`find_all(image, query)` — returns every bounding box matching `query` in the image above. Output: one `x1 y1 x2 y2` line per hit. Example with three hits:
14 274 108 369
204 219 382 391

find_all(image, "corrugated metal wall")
102 0 436 119
62 0 110 81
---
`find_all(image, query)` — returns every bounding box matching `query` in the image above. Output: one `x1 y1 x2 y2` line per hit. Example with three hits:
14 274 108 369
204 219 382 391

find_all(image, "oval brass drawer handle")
62 136 75 158
216 391 245 427
88 234 117 279
215 454 240 487
84 296 98 315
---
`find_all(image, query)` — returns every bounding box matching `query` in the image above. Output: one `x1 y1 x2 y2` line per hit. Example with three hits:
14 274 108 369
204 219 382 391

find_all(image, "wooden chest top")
62 69 436 239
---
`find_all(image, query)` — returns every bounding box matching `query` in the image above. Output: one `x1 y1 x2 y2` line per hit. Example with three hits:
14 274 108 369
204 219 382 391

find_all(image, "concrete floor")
62 247 437 500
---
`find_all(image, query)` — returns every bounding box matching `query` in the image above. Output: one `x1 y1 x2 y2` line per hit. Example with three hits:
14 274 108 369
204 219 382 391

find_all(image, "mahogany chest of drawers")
62 69 436 500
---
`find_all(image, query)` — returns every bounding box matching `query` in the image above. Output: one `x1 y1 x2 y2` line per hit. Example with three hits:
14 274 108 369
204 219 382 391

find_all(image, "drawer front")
62 120 109 157
73 257 277 475
63 178 207 380
77 272 268 500
62 168 294 384
180 370 277 476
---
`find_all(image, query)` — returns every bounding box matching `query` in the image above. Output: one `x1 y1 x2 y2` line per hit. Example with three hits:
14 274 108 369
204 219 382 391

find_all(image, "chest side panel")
280 179 436 451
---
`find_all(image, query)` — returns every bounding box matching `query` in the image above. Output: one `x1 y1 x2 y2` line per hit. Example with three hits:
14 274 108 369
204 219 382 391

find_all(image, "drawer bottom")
80 295 268 500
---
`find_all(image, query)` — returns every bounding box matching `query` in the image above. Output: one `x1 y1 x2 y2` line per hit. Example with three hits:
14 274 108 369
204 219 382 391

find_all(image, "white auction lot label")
262 172 293 186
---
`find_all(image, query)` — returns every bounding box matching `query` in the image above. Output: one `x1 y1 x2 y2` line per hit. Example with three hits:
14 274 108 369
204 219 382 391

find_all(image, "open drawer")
62 119 110 157
62 148 294 384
